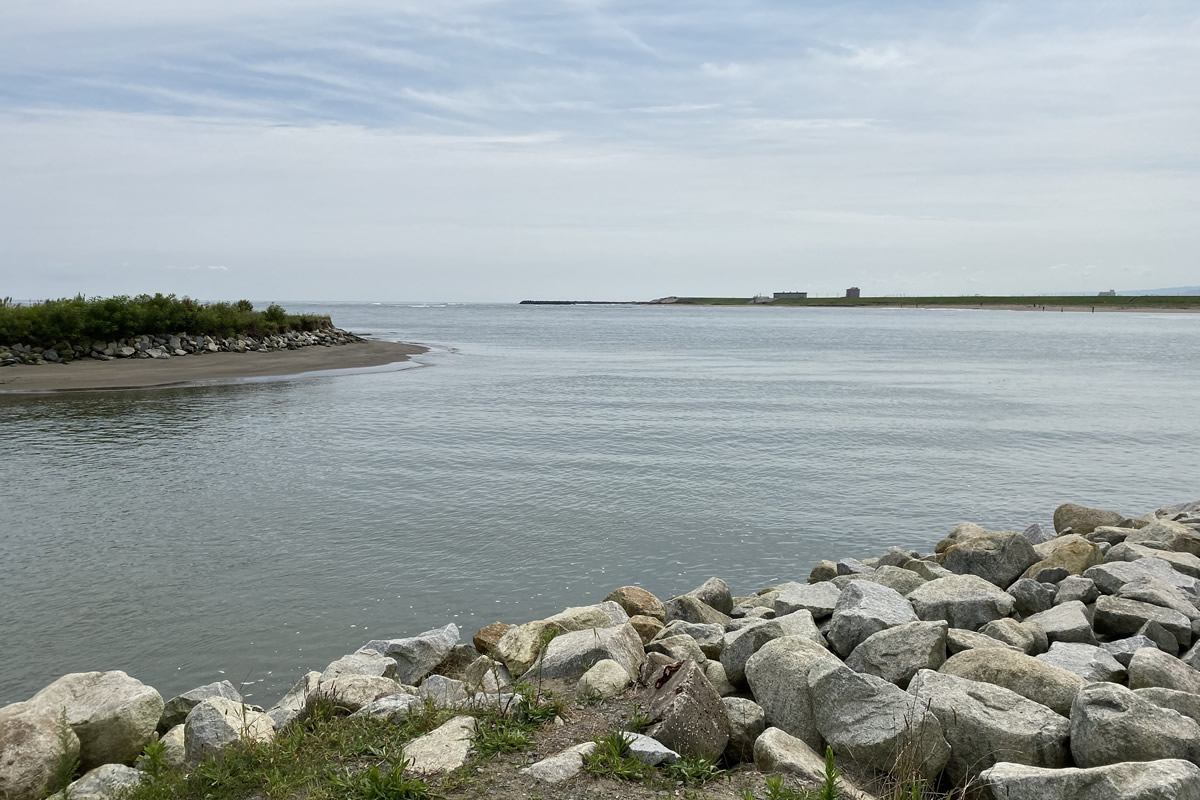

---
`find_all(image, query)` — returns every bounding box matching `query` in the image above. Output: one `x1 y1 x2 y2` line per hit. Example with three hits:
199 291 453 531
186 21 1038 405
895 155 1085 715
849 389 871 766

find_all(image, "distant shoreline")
661 295 1200 312
0 339 428 394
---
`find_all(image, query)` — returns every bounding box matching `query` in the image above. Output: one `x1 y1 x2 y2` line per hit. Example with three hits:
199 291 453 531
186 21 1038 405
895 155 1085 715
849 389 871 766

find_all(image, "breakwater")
4 499 1200 800
0 327 365 367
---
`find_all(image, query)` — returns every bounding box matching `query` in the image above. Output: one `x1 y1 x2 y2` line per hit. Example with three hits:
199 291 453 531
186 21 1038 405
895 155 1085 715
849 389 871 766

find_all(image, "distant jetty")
518 300 644 305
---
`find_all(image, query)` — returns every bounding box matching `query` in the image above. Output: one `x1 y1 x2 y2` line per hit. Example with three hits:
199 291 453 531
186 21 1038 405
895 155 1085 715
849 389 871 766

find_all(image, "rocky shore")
0 326 365 367
4 499 1200 800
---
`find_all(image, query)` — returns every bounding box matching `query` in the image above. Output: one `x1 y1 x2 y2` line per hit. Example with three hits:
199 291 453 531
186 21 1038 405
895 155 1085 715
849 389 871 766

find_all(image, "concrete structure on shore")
1099 290 1117 297
773 291 808 299
845 287 861 298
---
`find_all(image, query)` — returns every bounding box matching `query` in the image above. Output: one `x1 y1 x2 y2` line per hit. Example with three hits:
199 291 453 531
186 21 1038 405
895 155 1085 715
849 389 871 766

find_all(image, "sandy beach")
0 339 428 393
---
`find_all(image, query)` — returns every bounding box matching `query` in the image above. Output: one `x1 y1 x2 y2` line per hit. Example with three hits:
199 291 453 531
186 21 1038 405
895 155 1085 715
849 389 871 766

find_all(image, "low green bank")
674 295 1200 308
0 295 332 349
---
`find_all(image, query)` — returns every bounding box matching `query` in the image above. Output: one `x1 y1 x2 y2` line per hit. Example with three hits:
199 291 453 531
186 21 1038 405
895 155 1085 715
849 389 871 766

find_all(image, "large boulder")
0 704 81 800
535 623 644 682
1086 557 1200 596
774 581 841 619
493 620 566 676
605 586 666 622
1128 648 1200 693
542 601 629 630
1054 503 1125 536
646 634 707 665
24 671 164 769
266 671 320 729
939 648 1086 716
1136 687 1200 728
319 648 398 684
826 581 918 657
471 622 511 655
947 628 1021 654
1022 535 1103 580
306 675 409 714
685 577 734 615
654 621 724 658
1024 601 1099 645
907 575 1015 631
1094 596 1192 649
404 716 477 775
159 681 242 732
981 759 1200 800
183 696 274 765
1007 578 1056 617
744 636 839 749
865 566 928 596
576 660 629 700
645 659 730 759
1070 682 1200 768
844 621 948 688
1102 637 1159 668
363 624 460 685
722 697 765 763
663 595 731 627
1126 520 1200 556
720 612 824 686
1117 576 1200 624
979 618 1046 655
752 728 873 800
940 530 1039 588
1036 642 1126 682
808 659 950 782
1106 543 1200 579
52 764 144 800
908 669 1069 783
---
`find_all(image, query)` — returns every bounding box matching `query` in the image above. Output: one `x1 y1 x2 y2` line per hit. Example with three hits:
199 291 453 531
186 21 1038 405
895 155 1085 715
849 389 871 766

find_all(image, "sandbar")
0 339 428 394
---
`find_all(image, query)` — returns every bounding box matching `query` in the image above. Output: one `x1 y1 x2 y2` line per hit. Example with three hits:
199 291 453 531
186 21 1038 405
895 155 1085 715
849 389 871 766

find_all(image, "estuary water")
2 303 1198 704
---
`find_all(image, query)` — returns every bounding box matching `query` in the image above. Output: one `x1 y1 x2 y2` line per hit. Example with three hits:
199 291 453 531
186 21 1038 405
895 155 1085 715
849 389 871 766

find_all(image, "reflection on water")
2 303 1198 704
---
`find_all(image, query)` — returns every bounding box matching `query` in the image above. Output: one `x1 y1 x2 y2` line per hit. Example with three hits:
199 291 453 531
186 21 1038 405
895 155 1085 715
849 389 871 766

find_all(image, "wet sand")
0 339 428 393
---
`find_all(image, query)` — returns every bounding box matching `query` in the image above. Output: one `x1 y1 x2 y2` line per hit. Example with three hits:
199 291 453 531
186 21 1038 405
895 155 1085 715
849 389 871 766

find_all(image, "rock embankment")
0 327 364 367
3 499 1200 800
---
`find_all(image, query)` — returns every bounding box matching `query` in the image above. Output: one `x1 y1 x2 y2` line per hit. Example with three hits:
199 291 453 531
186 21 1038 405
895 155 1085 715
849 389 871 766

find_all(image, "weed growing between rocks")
627 703 654 733
663 754 727 786
329 761 431 800
582 731 652 782
52 709 80 798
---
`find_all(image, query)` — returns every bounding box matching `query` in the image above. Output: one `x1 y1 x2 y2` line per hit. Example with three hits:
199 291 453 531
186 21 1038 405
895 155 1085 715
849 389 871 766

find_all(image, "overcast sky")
2 1 1197 302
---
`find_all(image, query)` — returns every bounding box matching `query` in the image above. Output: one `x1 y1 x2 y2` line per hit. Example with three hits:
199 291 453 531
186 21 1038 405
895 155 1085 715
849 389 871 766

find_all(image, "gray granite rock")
1094 595 1191 649
160 681 242 732
1036 642 1126 682
844 620 948 688
1070 682 1200 768
939 648 1086 716
1128 648 1200 693
773 581 842 619
720 611 825 686
808 659 950 782
940 530 1040 588
908 574 1016 631
1024 601 1099 645
827 580 918 658
1007 578 1057 617
722 697 765 763
908 668 1069 783
744 636 840 750
363 624 460 685
981 759 1200 800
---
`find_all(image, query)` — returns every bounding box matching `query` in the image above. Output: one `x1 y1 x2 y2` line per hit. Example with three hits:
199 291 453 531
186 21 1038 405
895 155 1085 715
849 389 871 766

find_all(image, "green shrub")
0 294 331 347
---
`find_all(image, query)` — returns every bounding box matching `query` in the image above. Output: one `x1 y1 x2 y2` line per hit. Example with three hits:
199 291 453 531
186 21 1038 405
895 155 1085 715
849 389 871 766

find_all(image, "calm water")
2 303 1198 705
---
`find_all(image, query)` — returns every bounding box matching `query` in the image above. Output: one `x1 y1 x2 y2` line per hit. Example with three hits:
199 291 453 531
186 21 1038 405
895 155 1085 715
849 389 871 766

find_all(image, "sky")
1 1 1198 302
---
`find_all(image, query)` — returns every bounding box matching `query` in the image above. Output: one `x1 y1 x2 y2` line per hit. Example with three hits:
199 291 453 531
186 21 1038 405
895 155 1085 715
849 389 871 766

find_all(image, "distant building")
846 287 861 298
774 291 808 299
1099 290 1117 297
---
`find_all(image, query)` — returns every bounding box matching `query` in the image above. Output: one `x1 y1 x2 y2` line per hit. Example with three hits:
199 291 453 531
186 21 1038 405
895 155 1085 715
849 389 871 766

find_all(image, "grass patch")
662 754 725 786
582 731 652 782
0 294 331 348
121 704 447 800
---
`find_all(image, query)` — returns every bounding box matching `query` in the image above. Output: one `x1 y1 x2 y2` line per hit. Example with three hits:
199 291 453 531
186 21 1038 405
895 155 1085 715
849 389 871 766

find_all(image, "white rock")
625 732 679 765
362 624 460 685
403 716 477 775
520 742 596 783
576 659 630 700
981 759 1200 800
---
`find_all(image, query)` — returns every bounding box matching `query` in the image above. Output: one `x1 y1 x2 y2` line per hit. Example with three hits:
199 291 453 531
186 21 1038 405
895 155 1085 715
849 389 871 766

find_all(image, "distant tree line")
0 294 332 347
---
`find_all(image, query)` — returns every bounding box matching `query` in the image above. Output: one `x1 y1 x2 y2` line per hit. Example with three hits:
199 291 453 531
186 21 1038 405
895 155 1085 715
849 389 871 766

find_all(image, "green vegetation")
53 709 80 797
582 731 652 782
662 754 726 786
674 294 1200 309
0 295 331 348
